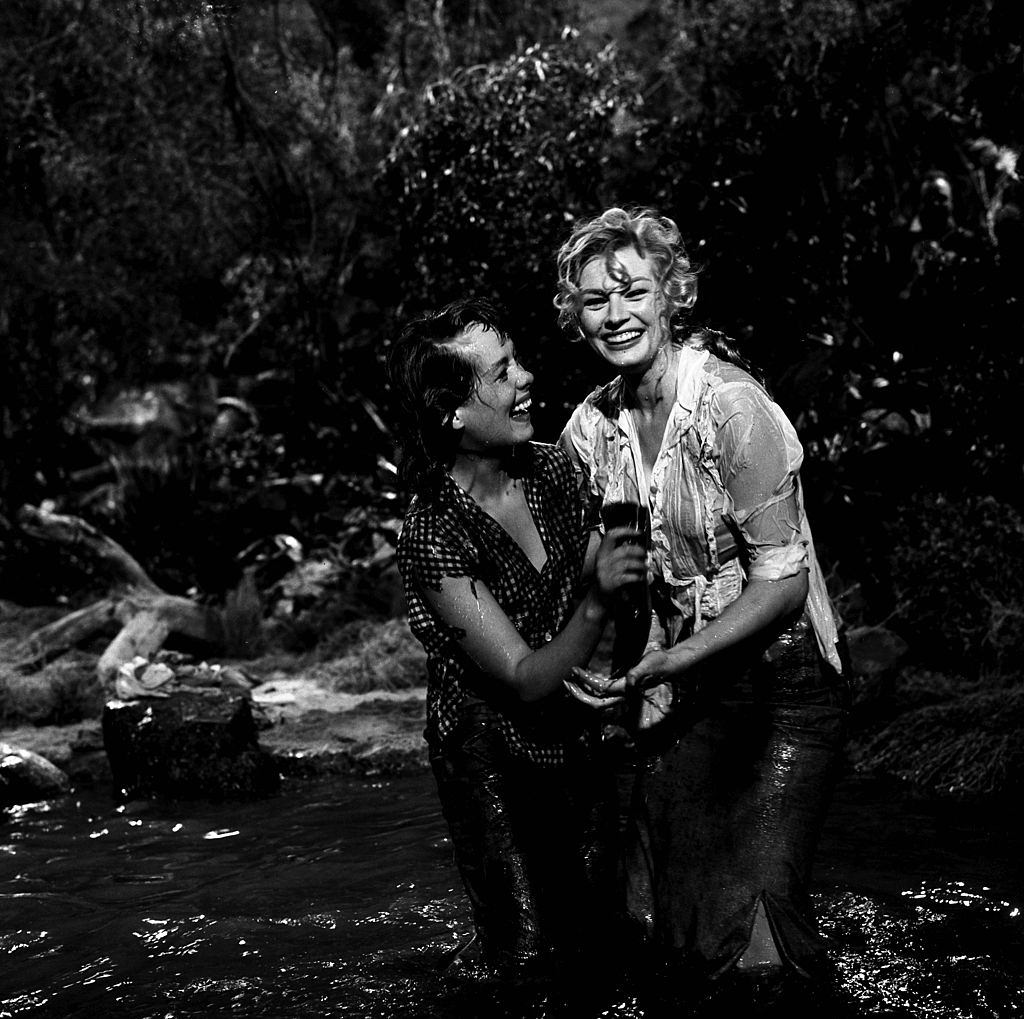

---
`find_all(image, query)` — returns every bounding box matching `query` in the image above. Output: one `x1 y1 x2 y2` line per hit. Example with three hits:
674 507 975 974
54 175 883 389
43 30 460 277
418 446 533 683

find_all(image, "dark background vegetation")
2 0 1022 677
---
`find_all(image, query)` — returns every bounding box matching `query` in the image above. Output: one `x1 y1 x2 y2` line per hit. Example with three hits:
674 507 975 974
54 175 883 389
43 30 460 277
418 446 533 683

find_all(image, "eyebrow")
482 353 511 379
481 335 516 379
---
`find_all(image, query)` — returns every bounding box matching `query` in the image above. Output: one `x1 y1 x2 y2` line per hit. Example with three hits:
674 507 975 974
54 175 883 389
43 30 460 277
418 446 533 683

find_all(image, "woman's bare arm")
423 527 645 702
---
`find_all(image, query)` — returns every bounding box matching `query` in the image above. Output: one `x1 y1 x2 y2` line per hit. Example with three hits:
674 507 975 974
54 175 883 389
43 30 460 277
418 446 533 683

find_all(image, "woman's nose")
518 364 535 387
605 294 627 328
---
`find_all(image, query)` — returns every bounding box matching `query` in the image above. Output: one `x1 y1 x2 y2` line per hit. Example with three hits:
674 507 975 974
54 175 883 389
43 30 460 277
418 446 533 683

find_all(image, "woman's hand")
563 666 625 710
604 645 700 696
593 526 647 603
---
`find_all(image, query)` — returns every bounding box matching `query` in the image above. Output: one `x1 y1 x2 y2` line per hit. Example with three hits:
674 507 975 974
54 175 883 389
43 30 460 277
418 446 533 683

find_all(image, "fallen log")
15 598 120 670
14 504 226 689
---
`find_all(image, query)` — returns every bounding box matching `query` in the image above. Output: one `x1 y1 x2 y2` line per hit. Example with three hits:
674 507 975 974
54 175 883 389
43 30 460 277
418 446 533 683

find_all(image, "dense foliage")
380 36 644 408
2 0 1021 672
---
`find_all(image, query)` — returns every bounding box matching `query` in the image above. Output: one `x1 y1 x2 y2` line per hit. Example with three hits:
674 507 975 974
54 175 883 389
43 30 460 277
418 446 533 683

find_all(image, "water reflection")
1 773 1022 1017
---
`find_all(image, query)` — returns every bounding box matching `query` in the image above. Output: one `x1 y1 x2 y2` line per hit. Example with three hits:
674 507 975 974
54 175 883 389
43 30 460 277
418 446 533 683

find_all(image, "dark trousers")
429 701 620 974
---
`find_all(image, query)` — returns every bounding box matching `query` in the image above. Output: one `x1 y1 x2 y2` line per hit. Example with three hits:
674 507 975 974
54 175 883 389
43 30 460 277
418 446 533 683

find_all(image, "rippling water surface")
1 772 1022 1018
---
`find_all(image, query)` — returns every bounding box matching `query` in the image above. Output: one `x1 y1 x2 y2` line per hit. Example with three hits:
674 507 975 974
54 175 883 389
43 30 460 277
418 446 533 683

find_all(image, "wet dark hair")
555 207 764 384
387 298 509 498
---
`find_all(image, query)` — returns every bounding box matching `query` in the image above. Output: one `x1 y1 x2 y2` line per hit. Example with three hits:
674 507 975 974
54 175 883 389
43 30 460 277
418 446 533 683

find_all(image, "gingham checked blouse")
397 442 589 767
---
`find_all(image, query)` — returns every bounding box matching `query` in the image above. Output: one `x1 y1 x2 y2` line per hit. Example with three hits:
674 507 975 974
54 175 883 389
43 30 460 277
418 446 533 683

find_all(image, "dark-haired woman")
554 208 849 983
388 298 646 977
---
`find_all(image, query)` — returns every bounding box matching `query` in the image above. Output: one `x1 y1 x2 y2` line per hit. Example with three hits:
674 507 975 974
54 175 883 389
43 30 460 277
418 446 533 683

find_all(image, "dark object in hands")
601 501 652 678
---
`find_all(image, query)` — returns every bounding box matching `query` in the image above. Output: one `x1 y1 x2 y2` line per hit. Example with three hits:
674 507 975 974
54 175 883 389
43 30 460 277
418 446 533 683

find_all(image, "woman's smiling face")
578 246 668 372
450 323 534 452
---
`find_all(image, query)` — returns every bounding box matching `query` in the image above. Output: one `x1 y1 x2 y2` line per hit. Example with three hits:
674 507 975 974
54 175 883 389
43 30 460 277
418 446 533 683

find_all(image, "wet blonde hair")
553 207 698 337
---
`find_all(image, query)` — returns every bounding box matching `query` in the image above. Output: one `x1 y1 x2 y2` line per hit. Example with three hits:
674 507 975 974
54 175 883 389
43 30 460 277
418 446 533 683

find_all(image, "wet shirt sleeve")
713 383 809 581
396 505 482 648
398 508 479 593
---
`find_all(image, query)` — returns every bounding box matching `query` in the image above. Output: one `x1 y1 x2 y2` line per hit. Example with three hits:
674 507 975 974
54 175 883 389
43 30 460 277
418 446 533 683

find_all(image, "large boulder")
0 742 71 808
103 690 280 800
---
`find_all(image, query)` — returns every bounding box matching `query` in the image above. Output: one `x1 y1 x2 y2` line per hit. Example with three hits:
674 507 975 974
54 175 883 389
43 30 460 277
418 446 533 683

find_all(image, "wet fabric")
429 698 619 974
625 616 849 979
559 343 849 977
559 344 842 672
397 442 588 766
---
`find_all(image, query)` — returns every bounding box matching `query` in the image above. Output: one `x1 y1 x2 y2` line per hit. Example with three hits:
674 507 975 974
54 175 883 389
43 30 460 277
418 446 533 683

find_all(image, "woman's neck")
622 341 679 421
451 446 524 502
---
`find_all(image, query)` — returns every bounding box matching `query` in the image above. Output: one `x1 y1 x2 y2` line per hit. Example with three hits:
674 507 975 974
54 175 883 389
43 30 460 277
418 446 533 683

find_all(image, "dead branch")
17 503 158 592
15 597 120 670
14 504 225 688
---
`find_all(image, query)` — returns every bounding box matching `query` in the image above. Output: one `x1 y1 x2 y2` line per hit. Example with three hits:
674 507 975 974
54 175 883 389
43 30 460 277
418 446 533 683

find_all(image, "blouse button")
544 631 553 642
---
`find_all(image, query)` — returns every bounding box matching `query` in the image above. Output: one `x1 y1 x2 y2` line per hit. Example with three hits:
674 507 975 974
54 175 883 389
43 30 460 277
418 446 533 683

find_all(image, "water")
1 772 1022 1018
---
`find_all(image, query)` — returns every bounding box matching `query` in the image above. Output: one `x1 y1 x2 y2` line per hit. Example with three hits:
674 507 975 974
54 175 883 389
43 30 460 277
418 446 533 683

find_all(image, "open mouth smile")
511 396 532 419
603 329 644 346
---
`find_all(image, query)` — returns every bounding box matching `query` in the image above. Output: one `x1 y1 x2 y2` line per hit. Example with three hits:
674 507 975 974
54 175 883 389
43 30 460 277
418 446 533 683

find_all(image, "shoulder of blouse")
531 439 572 475
703 358 786 422
702 353 765 393
396 489 482 584
564 377 623 437
703 365 805 474
398 481 460 544
528 439 559 465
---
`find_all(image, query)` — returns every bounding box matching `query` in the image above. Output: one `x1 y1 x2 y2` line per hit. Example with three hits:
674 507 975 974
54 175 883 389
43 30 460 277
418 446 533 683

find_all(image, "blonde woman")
555 208 849 983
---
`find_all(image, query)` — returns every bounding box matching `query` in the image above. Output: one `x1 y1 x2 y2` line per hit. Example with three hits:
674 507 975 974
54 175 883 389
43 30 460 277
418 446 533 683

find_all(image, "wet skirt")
624 614 849 979
429 697 620 975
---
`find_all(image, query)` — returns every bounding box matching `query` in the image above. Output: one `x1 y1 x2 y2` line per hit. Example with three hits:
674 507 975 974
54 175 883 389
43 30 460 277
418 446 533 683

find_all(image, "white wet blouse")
559 344 842 673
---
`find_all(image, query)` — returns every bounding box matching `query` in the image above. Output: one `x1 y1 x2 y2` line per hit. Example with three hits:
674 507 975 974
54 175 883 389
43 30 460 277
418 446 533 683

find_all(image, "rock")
846 626 911 717
847 626 910 681
1 742 71 808
0 722 109 786
103 690 280 800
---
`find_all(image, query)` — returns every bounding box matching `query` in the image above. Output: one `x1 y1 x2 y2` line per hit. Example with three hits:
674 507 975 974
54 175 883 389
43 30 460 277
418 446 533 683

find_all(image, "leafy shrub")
882 493 1024 673
855 685 1024 799
378 36 646 435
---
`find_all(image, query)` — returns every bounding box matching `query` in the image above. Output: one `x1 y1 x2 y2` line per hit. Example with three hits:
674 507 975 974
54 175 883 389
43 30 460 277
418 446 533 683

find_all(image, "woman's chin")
511 417 534 440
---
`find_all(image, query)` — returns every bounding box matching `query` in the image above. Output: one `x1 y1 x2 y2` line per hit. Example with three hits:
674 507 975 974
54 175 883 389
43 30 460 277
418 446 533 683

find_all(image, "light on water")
1 772 1023 1017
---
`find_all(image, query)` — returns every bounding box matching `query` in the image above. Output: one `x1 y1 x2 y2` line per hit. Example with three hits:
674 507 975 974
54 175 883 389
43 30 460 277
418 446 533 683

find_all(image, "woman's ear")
448 409 465 432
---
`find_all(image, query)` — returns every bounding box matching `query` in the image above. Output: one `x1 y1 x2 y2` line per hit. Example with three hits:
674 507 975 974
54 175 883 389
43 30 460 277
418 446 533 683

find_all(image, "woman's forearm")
668 571 808 672
510 587 609 702
427 529 641 703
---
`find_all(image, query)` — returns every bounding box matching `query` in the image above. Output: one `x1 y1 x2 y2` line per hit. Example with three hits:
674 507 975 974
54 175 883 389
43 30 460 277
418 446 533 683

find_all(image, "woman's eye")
583 298 606 310
627 289 648 300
